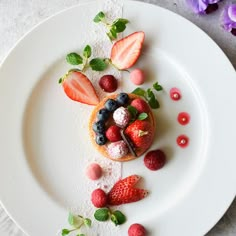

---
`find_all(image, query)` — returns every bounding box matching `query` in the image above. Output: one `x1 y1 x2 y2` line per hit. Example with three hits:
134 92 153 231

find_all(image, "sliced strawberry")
107 175 148 206
61 71 99 105
110 31 145 70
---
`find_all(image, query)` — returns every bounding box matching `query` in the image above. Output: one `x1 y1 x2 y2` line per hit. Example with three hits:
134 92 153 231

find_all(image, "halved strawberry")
107 175 148 206
61 70 99 105
110 31 145 70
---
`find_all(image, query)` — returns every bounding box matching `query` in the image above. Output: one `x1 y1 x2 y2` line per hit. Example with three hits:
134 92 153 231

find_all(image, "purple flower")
222 4 236 35
187 0 221 14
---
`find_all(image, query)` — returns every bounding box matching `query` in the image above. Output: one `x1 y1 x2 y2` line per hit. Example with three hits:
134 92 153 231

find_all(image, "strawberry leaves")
94 207 126 226
132 82 163 109
93 11 129 41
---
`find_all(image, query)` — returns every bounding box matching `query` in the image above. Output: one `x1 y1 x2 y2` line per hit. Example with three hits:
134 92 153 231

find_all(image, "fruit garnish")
132 82 163 109
105 125 122 142
128 223 146 236
61 213 92 236
107 175 148 205
94 207 126 226
127 105 148 122
116 92 129 105
130 98 150 113
99 74 118 93
93 11 129 41
113 107 130 128
144 150 166 171
110 31 145 70
91 188 108 208
59 70 99 105
125 120 154 151
104 99 119 112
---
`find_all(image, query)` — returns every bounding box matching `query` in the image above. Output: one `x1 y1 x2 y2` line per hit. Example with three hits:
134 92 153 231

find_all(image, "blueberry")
96 133 107 145
97 108 110 122
105 99 118 112
93 120 105 133
116 93 129 106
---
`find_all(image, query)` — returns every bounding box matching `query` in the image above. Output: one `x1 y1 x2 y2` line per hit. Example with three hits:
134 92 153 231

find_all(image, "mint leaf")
132 88 146 97
83 45 92 58
113 19 128 33
58 78 63 84
111 210 126 226
148 94 160 109
107 27 117 40
127 105 138 119
66 53 83 65
138 113 148 120
89 58 107 71
93 11 105 23
84 218 92 227
113 18 129 25
153 82 163 91
61 229 70 236
94 208 109 221
77 234 85 236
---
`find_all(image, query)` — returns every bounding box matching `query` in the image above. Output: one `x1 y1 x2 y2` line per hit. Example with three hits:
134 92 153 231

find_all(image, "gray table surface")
0 0 235 235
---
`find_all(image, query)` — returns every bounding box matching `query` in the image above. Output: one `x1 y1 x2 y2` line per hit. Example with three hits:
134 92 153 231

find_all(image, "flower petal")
228 4 236 22
222 5 236 32
186 0 208 14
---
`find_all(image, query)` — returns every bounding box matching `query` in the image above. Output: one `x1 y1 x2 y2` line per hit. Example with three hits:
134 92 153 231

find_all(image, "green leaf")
113 18 129 25
61 229 70 236
132 87 146 97
148 95 160 109
68 212 74 226
83 45 92 58
84 218 92 227
66 53 83 65
153 82 163 91
89 58 107 71
77 234 85 236
113 21 127 33
127 105 138 118
138 113 148 120
109 27 118 40
111 210 126 226
94 208 109 221
58 78 63 84
93 11 105 23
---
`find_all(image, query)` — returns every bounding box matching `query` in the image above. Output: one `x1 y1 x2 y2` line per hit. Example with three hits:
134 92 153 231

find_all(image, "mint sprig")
65 45 109 72
61 213 92 236
93 11 129 41
132 82 163 109
94 208 126 226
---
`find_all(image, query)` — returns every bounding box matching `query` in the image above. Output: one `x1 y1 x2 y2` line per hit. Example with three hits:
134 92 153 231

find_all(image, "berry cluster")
92 93 129 146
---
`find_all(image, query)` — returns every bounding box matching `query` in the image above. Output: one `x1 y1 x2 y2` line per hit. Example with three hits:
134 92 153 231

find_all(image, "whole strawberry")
125 120 154 153
128 223 146 236
106 125 122 142
91 188 107 208
144 149 166 171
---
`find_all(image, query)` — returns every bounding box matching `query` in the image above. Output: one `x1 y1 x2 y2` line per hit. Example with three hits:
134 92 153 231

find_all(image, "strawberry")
91 188 107 208
128 223 146 236
110 31 145 70
61 70 99 105
107 175 148 206
99 75 118 93
130 98 150 113
125 120 154 151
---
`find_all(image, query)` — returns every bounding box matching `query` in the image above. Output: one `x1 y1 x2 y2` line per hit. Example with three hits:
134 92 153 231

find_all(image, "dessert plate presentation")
0 1 236 236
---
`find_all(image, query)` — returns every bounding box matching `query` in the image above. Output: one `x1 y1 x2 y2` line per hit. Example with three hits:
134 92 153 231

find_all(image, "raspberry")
128 223 146 236
105 125 122 142
91 188 107 208
144 149 166 171
99 75 118 93
130 98 150 113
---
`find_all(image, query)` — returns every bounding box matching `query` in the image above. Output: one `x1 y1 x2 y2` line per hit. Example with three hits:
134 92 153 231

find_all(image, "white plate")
0 1 236 236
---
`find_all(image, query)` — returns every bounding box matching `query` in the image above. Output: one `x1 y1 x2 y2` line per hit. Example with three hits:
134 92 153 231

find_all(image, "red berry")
128 223 146 236
144 149 166 171
99 75 118 93
130 98 150 113
106 125 122 142
91 188 107 208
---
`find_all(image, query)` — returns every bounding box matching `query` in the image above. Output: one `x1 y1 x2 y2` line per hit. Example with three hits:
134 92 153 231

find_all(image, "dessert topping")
113 107 130 128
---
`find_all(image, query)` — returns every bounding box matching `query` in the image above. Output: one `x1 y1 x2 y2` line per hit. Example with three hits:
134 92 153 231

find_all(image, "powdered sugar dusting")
66 1 124 235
